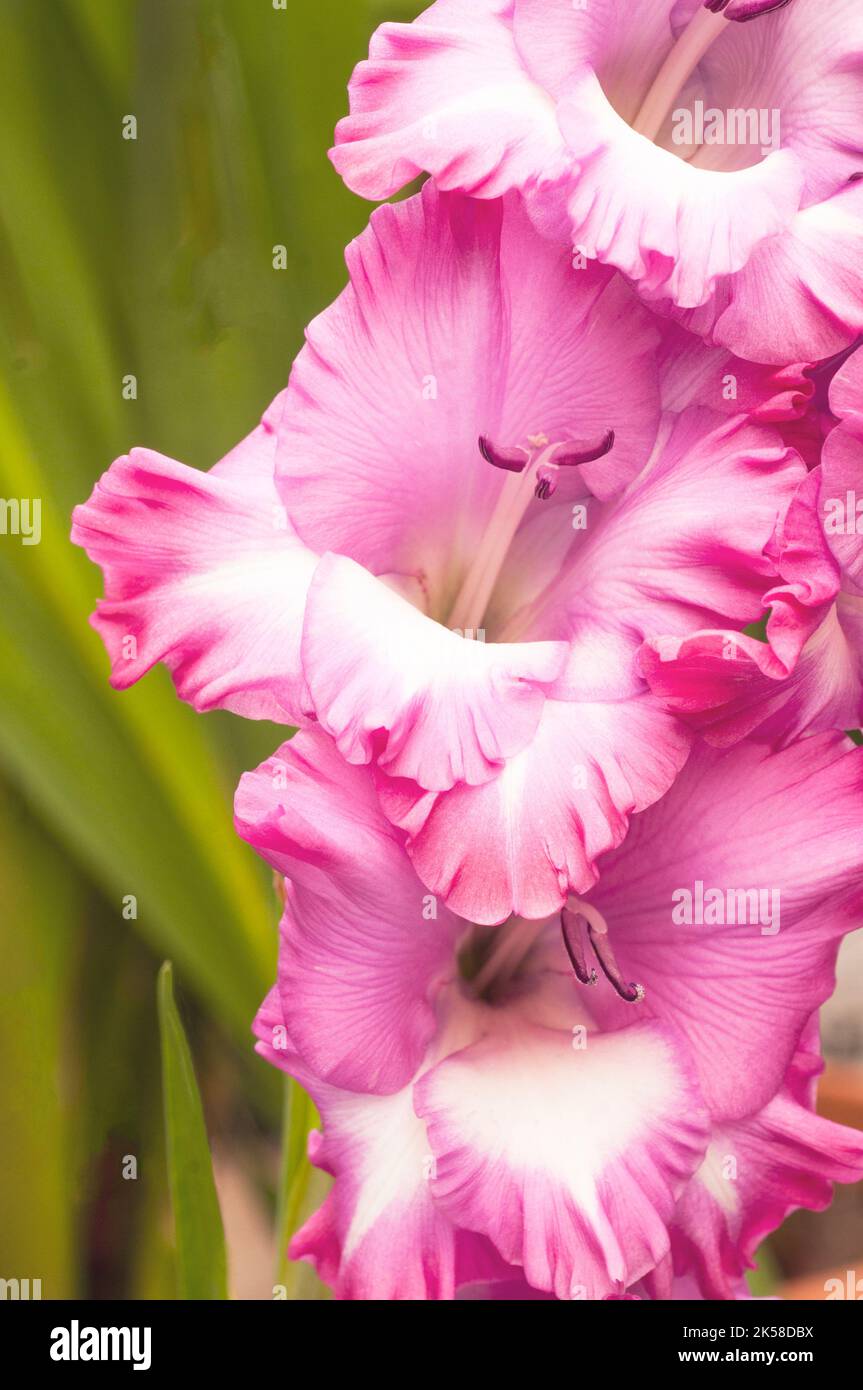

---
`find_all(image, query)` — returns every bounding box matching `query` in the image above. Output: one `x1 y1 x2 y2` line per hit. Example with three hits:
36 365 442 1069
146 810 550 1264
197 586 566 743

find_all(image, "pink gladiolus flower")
239 727 863 1300
72 184 809 926
330 0 863 362
67 0 863 1311
642 344 863 744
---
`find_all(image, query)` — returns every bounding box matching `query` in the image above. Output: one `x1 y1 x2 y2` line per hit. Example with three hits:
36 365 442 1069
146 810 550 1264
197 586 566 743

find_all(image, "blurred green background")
0 0 420 1300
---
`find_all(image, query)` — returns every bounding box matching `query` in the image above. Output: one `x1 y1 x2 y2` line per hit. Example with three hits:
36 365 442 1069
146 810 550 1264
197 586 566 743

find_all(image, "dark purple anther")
551 429 616 468
560 904 644 1004
560 905 597 986
587 921 645 1004
705 0 793 21
480 429 615 501
478 436 530 473
533 430 616 501
534 467 556 501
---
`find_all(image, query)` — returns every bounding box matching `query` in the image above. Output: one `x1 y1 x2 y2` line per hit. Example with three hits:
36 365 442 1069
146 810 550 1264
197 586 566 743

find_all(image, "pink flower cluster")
73 0 863 1300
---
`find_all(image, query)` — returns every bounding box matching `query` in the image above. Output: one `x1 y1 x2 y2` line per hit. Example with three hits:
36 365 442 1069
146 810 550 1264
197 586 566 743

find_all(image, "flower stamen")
560 903 597 986
705 0 793 22
561 898 645 1004
478 436 530 474
535 430 615 501
631 7 729 143
447 429 614 631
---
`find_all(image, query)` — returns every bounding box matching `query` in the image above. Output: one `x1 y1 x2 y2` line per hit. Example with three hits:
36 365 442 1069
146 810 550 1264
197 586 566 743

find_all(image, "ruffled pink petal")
378 695 691 925
415 1015 709 1300
657 321 814 423
543 410 805 659
545 67 803 310
585 734 863 1123
332 0 863 360
639 466 860 744
301 554 566 792
71 394 316 721
329 0 566 202
828 342 863 430
236 731 459 1093
289 1185 504 1302
276 183 661 609
822 351 863 589
253 986 506 1301
672 183 863 364
672 1037 863 1299
639 606 863 748
764 468 843 669
690 0 863 204
640 1269 759 1302
820 445 863 591
459 1271 753 1301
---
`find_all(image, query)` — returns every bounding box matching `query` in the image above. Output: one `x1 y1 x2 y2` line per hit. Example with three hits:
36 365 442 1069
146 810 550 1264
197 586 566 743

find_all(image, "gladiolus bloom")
331 0 863 363
240 727 863 1300
73 184 807 926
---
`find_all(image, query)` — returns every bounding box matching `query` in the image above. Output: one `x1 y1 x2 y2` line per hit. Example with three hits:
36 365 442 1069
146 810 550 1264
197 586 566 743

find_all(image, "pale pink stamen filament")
448 440 563 633
631 7 729 143
449 431 613 633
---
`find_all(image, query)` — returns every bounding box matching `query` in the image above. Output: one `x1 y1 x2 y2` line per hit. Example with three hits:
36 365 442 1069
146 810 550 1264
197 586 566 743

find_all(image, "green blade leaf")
0 784 80 1297
157 961 228 1300
274 1076 317 1289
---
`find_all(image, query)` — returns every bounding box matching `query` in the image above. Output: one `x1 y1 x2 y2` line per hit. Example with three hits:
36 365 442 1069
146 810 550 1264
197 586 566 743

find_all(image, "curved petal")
656 321 814 423
828 342 863 432
253 985 506 1301
689 0 863 202
289 1177 504 1303
378 695 691 925
236 731 459 1093
329 0 566 202
639 466 861 744
585 735 863 1123
535 410 806 661
301 554 566 791
547 68 803 310
276 182 661 613
764 467 843 669
822 356 863 588
644 461 839 679
415 1015 709 1300
71 394 316 721
672 1038 863 1299
672 183 863 364
513 0 677 120
639 603 863 748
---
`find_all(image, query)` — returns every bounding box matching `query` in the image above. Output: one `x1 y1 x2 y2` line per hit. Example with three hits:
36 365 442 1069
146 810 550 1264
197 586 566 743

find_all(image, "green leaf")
0 366 276 1043
274 1076 318 1289
0 784 80 1297
746 1241 781 1298
157 961 228 1300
